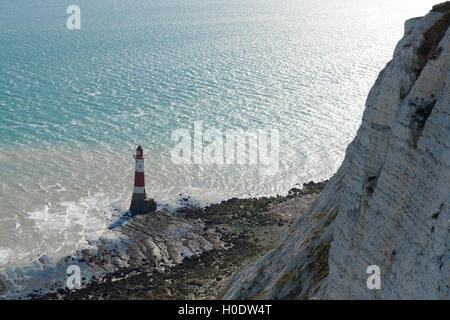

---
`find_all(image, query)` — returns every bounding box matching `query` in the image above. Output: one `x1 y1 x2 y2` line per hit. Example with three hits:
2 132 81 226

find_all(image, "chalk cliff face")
224 4 449 300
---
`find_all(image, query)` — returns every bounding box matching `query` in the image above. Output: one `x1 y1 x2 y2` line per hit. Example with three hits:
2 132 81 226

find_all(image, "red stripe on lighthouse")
134 172 145 187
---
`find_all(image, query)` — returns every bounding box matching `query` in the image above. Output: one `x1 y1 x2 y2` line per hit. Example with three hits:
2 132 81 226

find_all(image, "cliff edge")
224 3 449 300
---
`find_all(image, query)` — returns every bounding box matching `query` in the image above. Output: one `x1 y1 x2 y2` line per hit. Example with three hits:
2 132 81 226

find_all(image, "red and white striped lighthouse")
129 145 156 215
133 145 146 196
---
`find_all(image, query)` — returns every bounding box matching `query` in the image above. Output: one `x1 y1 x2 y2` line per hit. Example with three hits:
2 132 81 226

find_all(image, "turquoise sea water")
0 0 437 268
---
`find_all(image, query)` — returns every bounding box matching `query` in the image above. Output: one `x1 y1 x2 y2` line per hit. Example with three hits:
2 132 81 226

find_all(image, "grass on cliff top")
431 2 450 13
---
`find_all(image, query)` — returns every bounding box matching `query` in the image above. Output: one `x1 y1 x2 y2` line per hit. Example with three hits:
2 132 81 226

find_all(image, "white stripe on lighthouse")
133 186 145 193
135 159 144 172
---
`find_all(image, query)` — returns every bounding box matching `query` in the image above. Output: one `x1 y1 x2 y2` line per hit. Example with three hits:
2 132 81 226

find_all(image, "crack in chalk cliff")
410 99 437 148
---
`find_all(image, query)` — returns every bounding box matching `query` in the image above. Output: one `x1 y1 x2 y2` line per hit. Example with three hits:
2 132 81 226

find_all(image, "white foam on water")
27 193 118 243
0 248 13 266
0 192 122 272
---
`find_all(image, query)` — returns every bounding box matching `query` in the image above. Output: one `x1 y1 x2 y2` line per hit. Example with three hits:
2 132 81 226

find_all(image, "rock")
0 275 10 294
129 196 157 215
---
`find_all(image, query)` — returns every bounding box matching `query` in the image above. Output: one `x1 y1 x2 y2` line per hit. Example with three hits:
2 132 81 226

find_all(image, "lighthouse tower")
129 145 156 215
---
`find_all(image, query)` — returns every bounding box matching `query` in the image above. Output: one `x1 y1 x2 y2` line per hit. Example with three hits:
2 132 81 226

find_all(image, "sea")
0 0 436 271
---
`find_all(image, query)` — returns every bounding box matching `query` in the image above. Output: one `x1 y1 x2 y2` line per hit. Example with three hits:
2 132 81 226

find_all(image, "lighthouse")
129 145 156 215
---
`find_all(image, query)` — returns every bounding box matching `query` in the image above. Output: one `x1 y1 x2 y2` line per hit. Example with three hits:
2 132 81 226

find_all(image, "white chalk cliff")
224 4 449 300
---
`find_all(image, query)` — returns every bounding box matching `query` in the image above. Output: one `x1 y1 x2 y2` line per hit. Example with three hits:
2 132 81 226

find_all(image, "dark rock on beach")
29 180 327 300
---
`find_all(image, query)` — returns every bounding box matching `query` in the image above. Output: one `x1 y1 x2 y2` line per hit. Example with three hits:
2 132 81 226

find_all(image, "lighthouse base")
129 194 157 215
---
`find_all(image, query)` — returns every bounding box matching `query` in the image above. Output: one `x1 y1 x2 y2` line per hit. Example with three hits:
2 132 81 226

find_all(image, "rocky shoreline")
27 180 327 300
